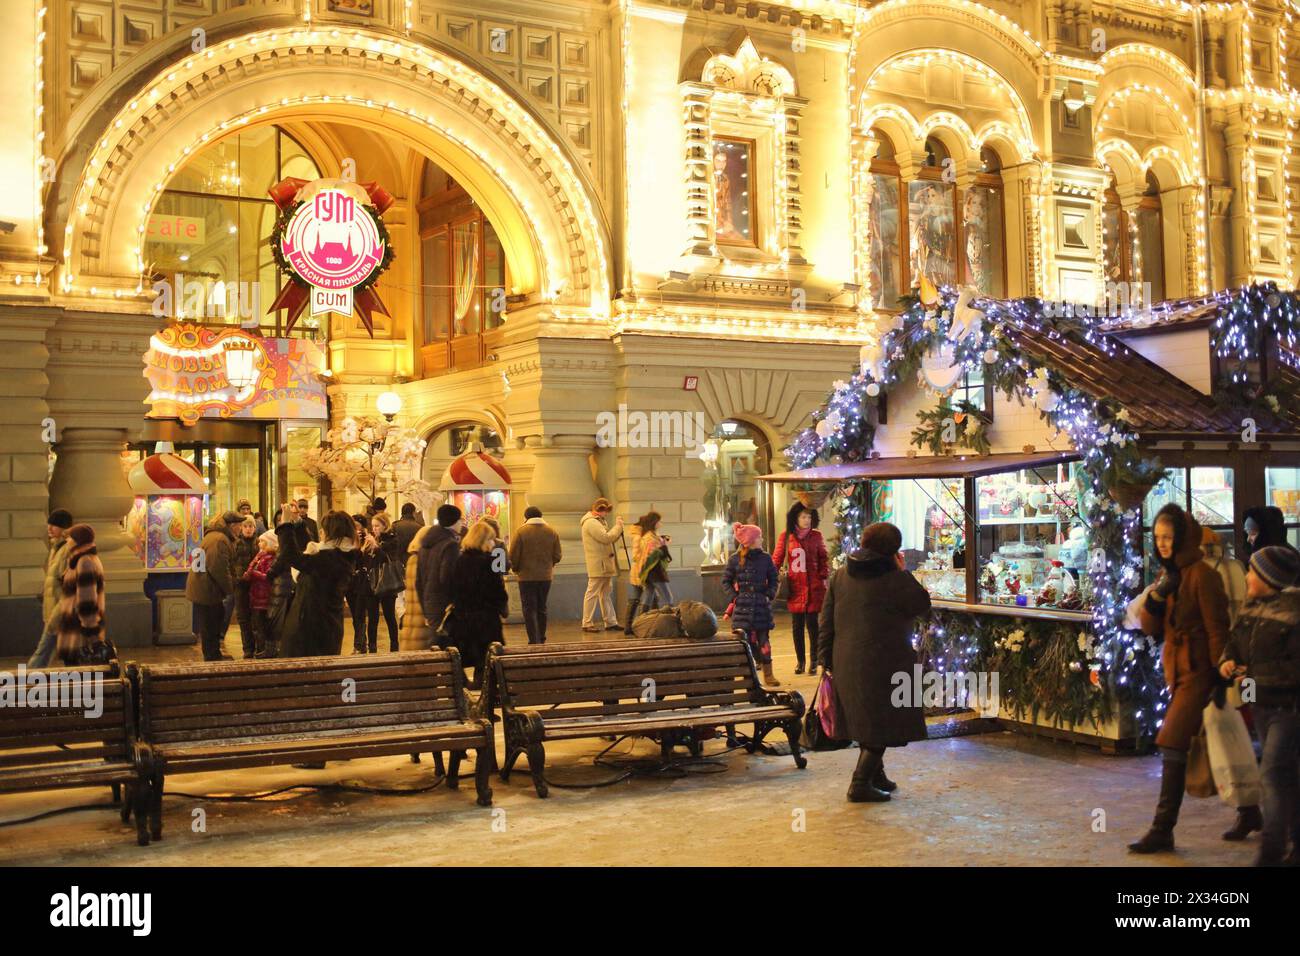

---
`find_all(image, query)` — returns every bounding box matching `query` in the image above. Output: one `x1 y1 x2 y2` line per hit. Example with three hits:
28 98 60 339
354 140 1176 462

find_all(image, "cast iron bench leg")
111 783 121 805
433 751 446 777
119 782 132 823
525 742 548 798
149 773 164 842
446 750 462 790
474 744 494 806
500 745 522 782
134 780 151 847
783 718 808 769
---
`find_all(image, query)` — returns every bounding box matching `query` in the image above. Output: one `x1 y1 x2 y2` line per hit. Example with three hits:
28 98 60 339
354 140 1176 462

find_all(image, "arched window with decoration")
909 137 958 289
963 147 1006 297
864 131 1006 310
1103 170 1164 304
865 131 904 311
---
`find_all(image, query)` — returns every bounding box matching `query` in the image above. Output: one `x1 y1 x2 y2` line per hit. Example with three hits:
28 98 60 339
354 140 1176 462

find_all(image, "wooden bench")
0 662 148 845
485 638 806 797
133 650 493 843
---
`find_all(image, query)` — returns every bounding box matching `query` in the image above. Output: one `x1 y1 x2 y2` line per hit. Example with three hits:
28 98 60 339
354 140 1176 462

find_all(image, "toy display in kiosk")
438 445 512 531
125 451 209 571
974 463 1090 610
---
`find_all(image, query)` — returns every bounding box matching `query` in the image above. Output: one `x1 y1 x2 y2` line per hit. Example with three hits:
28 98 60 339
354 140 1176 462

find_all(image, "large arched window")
864 133 1005 309
142 126 321 334
1102 170 1164 303
418 160 509 376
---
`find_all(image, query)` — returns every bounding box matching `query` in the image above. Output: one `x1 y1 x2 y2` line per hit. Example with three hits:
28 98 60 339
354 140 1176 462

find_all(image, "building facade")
0 0 1292 644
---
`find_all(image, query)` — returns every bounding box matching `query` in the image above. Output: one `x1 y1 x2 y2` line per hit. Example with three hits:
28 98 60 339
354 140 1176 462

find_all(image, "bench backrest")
488 639 764 721
0 664 134 777
136 651 468 745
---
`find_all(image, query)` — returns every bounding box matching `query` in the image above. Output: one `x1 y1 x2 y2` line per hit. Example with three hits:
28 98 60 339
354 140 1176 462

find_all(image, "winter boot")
872 758 898 792
623 599 640 635
848 748 890 803
1128 755 1186 853
761 661 780 686
1222 805 1263 841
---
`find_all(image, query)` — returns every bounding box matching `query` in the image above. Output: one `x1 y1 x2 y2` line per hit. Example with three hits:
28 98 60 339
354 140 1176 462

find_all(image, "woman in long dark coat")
818 522 931 803
1130 503 1231 853
279 511 361 658
447 520 508 688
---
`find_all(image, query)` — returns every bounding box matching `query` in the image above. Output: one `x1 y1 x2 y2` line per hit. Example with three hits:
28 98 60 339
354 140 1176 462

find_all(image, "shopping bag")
1202 696 1262 808
801 672 852 751
1184 728 1217 798
1123 585 1155 631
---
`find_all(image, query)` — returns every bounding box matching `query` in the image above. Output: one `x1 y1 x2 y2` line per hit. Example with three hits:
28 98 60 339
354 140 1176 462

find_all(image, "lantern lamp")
377 390 403 421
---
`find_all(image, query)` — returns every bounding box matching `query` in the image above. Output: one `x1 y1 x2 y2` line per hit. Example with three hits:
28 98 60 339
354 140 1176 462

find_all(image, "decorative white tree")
302 415 441 514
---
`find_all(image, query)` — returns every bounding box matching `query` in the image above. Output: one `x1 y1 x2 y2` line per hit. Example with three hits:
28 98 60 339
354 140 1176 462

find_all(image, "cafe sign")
143 323 327 426
268 177 394 335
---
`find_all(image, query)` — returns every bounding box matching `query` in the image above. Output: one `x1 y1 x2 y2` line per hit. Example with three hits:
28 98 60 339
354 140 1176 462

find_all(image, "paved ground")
0 615 1263 867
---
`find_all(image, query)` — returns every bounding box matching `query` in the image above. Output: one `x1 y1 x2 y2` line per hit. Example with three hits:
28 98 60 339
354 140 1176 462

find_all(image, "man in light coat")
509 506 563 644
27 509 74 668
580 497 624 632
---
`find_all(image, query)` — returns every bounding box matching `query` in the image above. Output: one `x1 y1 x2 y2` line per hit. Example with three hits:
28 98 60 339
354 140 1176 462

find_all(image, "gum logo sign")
280 188 385 317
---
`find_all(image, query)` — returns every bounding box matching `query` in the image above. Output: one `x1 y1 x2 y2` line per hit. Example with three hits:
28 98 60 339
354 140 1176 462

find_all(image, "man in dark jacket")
819 521 931 803
508 506 563 644
185 511 242 661
1220 545 1300 866
296 498 320 543
392 503 424 563
417 503 465 637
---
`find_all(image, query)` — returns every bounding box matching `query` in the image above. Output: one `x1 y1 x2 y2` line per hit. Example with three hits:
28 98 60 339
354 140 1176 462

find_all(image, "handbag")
368 554 404 597
1185 728 1216 798
1202 693 1262 808
774 532 791 602
801 671 852 751
430 603 455 650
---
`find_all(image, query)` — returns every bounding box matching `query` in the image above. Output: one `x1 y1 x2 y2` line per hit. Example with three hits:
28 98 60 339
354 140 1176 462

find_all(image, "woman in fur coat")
56 524 115 666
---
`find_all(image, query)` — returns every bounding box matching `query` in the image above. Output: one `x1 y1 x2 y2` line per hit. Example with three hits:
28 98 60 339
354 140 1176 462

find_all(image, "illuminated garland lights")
789 281 1300 735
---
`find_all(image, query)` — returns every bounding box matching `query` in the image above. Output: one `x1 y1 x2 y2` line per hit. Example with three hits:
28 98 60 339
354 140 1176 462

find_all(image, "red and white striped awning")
128 454 208 495
439 450 511 491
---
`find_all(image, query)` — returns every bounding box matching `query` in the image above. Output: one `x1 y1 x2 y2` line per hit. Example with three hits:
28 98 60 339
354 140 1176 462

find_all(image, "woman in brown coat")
818 522 931 802
1129 503 1231 853
398 524 433 651
55 524 115 666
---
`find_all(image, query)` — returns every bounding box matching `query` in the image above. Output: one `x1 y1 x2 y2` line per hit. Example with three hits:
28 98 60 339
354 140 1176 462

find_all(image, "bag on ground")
675 600 718 639
1185 728 1217 798
1202 696 1262 808
631 606 683 640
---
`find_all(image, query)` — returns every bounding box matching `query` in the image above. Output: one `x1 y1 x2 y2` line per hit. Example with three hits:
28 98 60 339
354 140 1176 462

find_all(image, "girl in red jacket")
772 502 829 674
243 531 279 658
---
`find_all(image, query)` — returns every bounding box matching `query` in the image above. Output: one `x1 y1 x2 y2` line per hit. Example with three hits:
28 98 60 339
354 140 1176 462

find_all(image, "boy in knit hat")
1220 544 1300 865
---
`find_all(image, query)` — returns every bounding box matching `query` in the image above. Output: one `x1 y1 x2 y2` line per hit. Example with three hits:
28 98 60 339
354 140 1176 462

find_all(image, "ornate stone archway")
51 26 612 318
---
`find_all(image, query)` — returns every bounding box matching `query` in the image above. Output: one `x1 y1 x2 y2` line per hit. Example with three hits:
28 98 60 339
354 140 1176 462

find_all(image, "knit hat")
860 521 903 558
372 497 387 512
258 530 279 550
436 503 463 527
732 523 762 549
67 523 95 548
47 509 73 529
1250 545 1300 590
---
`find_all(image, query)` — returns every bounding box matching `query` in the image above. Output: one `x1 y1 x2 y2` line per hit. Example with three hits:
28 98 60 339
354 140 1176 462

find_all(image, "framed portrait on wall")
712 137 756 246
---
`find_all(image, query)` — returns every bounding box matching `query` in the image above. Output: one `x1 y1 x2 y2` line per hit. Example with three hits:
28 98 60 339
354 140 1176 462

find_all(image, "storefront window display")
1141 466 1235 576
1265 467 1300 547
700 420 771 566
883 478 966 599
975 463 1093 611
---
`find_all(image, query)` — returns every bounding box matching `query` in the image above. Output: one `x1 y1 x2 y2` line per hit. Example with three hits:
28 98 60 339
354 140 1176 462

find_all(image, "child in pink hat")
722 522 781 686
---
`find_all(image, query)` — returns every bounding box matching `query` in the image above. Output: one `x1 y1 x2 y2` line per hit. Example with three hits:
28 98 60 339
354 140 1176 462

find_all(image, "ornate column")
682 84 714 257
0 304 58 654
523 433 602 571
1002 162 1048 299
45 309 157 645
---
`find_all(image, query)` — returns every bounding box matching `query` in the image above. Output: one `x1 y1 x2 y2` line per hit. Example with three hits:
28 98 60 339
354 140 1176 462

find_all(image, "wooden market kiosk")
761 285 1300 752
